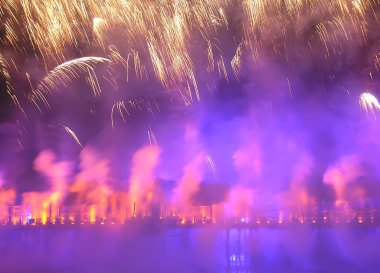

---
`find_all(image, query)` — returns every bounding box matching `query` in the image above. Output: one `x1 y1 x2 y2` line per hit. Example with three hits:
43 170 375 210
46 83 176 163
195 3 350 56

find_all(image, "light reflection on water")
0 227 379 273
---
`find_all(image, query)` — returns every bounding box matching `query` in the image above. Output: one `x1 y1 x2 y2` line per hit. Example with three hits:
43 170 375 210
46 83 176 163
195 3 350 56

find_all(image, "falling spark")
29 57 111 110
0 0 377 111
287 78 293 99
205 154 218 181
61 125 83 148
148 126 158 148
231 44 242 80
359 92 380 118
111 101 129 128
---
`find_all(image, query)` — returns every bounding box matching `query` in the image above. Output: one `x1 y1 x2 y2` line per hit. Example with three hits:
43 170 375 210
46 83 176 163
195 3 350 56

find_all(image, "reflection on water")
0 226 380 273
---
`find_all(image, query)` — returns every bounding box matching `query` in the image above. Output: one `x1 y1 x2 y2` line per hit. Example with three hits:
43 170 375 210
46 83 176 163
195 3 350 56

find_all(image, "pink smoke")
34 149 73 203
323 155 364 208
173 124 205 209
128 145 161 205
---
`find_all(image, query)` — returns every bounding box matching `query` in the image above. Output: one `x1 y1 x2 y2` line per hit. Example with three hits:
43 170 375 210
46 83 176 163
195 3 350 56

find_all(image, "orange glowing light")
90 206 96 223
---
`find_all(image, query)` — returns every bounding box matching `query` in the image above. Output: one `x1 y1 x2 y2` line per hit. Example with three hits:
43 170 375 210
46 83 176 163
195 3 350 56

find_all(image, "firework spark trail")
28 57 110 110
1 0 231 103
231 44 242 80
205 154 218 181
92 17 108 48
359 92 380 118
111 101 128 128
0 53 11 94
148 126 158 148
0 53 27 117
1 0 378 110
61 125 83 148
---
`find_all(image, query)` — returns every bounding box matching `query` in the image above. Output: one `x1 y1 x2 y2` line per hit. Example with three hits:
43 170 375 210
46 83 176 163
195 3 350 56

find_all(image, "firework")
61 125 83 148
0 0 377 110
359 92 380 118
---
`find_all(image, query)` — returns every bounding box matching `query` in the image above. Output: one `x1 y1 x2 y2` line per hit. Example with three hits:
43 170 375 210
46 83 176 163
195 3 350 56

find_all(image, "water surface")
0 226 379 273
